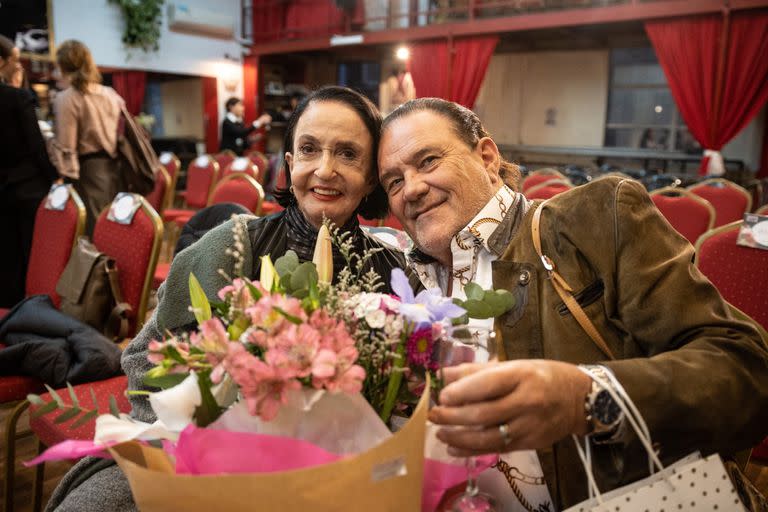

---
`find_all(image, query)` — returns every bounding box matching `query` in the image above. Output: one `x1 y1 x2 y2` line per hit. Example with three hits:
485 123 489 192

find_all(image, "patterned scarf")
283 204 362 277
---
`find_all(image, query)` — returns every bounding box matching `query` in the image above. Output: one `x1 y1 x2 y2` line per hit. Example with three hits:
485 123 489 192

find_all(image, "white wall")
51 0 244 122
475 50 609 147
721 107 765 172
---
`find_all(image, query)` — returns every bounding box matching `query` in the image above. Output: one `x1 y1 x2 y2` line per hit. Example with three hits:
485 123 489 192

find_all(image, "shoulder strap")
532 201 616 360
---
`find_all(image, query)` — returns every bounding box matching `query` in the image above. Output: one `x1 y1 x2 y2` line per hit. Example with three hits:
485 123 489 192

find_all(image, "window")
604 48 699 153
337 61 380 106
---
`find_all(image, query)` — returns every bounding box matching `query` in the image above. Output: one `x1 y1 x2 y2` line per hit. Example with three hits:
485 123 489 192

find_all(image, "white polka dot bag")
564 368 747 512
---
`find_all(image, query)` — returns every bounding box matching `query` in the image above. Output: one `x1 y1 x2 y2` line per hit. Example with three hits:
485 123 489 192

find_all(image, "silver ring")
498 423 512 447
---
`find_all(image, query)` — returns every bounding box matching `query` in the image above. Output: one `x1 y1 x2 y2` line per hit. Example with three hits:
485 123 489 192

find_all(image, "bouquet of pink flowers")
28 220 514 511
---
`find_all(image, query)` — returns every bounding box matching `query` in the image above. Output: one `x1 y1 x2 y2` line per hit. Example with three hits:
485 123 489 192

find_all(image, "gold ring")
498 422 512 447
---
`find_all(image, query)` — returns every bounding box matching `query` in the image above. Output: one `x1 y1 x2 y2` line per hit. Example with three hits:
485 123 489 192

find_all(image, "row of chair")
1 187 162 511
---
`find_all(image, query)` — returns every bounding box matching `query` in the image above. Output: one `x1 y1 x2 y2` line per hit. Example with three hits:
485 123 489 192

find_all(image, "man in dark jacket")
219 97 271 156
0 35 58 307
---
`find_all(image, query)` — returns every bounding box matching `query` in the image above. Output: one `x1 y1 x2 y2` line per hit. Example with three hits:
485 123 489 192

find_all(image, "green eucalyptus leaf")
290 262 318 292
274 251 300 276
30 400 58 419
482 290 515 315
461 299 494 319
464 282 485 301
70 409 99 429
189 273 212 324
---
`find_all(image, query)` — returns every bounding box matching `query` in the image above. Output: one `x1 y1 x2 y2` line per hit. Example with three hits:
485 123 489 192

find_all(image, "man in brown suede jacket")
378 98 768 510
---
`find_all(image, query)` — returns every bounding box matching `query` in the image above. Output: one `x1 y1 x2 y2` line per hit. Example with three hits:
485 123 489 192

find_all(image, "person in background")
0 35 58 307
50 39 124 235
219 96 271 156
378 62 416 115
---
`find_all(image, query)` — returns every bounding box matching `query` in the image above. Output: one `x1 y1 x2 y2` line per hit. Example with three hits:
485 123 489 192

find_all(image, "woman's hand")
428 360 592 456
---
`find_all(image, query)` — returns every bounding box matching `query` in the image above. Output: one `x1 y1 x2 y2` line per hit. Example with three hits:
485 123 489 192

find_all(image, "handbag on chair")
55 237 131 340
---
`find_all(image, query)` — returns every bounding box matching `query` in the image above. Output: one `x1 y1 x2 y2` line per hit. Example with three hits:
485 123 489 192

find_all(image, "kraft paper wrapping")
109 381 430 512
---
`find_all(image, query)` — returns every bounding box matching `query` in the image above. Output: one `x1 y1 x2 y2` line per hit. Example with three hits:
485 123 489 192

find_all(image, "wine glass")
437 327 497 512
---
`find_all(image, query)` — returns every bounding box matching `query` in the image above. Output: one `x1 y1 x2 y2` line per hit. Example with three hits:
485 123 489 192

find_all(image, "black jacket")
219 116 256 156
0 295 123 388
0 83 57 192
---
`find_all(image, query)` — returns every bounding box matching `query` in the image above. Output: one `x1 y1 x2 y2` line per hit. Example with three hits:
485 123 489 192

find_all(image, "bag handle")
572 367 669 504
104 259 131 340
531 201 616 360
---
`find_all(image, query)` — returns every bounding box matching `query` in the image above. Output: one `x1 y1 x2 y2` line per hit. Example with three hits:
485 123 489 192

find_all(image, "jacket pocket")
556 279 604 316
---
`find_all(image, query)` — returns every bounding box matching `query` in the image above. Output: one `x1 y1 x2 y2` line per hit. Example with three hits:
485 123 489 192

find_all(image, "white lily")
147 372 202 432
313 224 333 285
260 255 278 291
93 414 180 445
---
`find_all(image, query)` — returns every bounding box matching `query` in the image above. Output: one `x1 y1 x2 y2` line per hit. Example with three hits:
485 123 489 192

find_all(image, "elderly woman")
46 85 411 512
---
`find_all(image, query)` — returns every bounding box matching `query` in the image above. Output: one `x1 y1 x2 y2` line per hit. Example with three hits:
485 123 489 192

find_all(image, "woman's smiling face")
285 100 375 229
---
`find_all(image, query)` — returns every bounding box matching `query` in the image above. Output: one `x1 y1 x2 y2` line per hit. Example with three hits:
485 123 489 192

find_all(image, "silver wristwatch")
582 365 623 438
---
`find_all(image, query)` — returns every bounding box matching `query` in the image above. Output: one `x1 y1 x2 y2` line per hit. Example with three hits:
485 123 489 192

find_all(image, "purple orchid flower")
390 268 466 325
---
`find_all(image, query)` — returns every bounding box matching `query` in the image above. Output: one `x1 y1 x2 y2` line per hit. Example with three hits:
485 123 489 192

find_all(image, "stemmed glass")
437 327 498 512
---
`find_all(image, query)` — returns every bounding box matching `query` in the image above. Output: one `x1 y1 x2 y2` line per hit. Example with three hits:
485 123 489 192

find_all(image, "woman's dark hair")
56 40 101 94
382 97 521 191
0 35 14 60
225 97 242 112
274 85 388 220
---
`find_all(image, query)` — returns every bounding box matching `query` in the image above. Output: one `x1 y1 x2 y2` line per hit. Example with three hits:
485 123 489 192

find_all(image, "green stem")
379 341 406 424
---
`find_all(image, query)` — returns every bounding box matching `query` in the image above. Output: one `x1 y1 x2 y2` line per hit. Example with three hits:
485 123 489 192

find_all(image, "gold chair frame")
688 177 753 216
650 186 717 234
208 173 266 216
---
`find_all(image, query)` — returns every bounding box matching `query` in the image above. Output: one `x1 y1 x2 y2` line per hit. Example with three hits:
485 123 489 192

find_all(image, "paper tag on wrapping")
107 193 141 225
370 456 407 482
159 152 173 165
194 155 210 167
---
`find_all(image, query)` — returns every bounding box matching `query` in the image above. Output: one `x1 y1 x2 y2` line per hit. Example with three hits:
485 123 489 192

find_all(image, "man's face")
230 101 245 118
378 110 501 264
0 47 21 83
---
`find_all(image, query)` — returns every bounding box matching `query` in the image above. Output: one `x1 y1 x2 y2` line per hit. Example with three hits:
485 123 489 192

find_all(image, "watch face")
594 389 621 425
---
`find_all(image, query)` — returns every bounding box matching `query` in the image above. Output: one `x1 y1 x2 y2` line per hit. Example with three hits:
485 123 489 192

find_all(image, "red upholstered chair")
259 166 286 216
382 214 404 231
358 215 382 227
245 149 270 184
688 178 752 227
525 179 573 200
756 204 768 216
93 194 163 337
158 152 181 204
220 156 259 181
521 169 568 194
214 150 237 173
1 185 86 510
208 174 265 214
650 187 716 245
144 164 172 215
695 221 768 465
161 155 220 228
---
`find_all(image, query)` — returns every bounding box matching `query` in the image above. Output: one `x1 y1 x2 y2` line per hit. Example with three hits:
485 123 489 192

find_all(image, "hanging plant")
109 0 165 53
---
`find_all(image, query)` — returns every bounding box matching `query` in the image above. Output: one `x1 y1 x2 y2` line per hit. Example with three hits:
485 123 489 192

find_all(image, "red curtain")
202 77 219 154
243 55 259 124
112 71 146 116
410 36 498 108
760 112 768 179
283 0 363 39
646 11 768 176
252 0 287 42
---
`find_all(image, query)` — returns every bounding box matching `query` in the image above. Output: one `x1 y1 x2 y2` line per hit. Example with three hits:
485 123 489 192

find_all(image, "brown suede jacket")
488 176 768 508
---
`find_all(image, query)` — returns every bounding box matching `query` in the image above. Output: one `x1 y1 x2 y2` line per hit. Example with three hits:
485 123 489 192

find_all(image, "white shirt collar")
226 112 242 123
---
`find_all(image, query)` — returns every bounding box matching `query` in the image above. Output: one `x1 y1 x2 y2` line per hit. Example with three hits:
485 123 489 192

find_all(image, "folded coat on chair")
0 295 123 388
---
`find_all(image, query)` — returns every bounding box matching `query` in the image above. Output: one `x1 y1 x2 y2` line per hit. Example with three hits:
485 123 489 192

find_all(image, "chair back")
688 178 752 227
525 180 573 200
221 157 259 180
144 165 172 214
650 187 716 244
185 155 220 208
214 150 237 172
695 221 768 330
757 204 768 216
245 149 270 184
26 185 86 307
209 174 265 214
357 215 382 227
93 194 163 336
521 169 568 194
